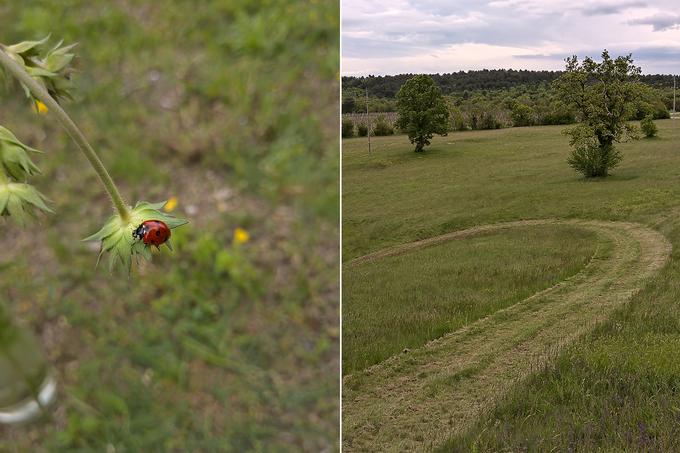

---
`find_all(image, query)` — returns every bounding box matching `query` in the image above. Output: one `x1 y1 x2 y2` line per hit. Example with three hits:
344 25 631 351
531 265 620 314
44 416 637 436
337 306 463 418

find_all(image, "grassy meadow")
343 224 597 373
343 122 680 260
343 119 680 450
0 1 338 451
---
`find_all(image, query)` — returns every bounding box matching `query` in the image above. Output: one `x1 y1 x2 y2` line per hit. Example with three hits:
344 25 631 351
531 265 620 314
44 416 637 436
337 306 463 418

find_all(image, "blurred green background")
0 0 339 451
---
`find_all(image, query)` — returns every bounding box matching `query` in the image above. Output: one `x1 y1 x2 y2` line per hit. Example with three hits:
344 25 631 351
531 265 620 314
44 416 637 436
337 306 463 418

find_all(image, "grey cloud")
581 0 646 16
342 0 680 74
513 45 680 73
629 14 680 31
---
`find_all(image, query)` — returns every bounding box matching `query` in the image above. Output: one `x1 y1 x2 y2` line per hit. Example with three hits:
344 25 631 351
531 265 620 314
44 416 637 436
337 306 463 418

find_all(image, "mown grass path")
342 219 671 452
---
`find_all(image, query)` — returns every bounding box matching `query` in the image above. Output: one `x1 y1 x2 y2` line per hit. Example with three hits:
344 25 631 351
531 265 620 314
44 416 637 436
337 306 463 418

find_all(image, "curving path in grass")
342 219 672 453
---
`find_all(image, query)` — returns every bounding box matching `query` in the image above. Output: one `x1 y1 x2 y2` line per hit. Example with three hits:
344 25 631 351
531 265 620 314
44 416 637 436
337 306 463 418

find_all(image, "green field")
343 120 680 450
343 122 679 260
0 1 338 451
343 224 597 373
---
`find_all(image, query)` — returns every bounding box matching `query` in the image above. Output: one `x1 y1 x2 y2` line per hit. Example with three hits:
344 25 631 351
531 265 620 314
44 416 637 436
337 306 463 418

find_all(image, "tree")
554 50 642 177
640 115 658 138
395 75 449 152
341 87 363 113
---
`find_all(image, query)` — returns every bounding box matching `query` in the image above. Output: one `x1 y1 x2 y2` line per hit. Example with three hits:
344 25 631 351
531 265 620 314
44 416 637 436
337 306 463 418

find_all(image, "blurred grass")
0 0 338 451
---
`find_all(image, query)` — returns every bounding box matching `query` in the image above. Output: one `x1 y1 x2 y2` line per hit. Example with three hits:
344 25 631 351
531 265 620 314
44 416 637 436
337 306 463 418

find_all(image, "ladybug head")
133 223 147 241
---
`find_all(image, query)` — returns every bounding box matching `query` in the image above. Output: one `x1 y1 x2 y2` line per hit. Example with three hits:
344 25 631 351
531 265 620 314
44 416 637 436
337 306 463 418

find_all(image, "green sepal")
44 41 77 73
1 144 41 179
0 126 41 152
3 36 50 57
0 125 43 180
0 182 52 226
84 200 188 272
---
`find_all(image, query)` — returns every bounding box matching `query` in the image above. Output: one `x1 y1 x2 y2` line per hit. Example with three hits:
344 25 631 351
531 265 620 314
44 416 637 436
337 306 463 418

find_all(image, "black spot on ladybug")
156 231 161 236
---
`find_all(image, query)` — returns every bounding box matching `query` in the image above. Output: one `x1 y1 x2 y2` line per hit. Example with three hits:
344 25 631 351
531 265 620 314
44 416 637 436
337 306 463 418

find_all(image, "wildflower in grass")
233 227 250 244
34 100 48 115
164 196 178 212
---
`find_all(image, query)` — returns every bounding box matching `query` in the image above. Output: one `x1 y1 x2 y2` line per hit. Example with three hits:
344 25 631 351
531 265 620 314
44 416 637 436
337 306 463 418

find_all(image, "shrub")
540 109 576 125
641 115 658 138
342 118 355 138
357 124 368 137
373 116 394 136
478 111 503 130
447 104 467 131
565 125 622 177
511 103 535 127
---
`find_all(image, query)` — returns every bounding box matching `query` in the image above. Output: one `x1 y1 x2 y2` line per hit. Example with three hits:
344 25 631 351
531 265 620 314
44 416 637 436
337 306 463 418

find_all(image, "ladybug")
133 220 171 248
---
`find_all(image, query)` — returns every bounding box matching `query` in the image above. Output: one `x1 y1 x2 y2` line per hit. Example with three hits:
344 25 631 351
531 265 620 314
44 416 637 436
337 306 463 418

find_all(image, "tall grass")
343 225 596 374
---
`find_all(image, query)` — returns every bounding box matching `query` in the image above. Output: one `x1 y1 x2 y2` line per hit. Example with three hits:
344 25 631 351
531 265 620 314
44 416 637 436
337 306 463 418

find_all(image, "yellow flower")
35 100 48 115
164 197 178 212
233 227 250 244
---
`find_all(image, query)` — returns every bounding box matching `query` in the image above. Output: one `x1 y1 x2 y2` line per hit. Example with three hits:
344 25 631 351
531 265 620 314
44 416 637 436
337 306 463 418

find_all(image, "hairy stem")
0 48 130 221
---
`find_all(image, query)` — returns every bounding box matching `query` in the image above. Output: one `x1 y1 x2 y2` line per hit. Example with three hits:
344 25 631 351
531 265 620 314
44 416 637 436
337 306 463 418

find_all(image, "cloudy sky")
342 0 680 75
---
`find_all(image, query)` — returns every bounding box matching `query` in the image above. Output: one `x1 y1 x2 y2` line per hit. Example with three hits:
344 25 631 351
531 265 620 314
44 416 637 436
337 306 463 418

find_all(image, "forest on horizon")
342 69 676 99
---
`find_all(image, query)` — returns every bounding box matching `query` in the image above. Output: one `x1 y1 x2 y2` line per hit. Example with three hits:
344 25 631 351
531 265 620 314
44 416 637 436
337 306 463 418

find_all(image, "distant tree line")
342 80 669 137
342 69 677 100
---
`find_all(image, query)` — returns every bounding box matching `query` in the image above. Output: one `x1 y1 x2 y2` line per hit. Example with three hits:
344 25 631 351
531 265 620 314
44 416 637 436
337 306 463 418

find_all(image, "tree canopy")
555 50 643 177
395 75 449 152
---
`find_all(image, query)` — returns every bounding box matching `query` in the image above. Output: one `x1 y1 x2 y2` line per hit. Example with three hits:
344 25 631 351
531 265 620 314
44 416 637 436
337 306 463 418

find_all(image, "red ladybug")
133 220 171 247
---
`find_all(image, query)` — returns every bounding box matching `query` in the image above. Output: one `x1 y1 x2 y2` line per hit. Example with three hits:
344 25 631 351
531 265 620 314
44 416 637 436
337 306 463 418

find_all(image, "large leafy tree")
396 75 449 152
554 50 642 177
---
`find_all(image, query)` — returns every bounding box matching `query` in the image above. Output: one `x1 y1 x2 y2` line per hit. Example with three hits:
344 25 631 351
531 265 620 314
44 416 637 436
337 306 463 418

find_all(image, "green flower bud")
0 126 41 180
1 36 77 104
84 201 188 272
0 182 52 226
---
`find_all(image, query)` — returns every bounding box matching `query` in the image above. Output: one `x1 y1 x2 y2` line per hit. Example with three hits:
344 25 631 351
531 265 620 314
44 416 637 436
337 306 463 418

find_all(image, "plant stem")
0 48 130 222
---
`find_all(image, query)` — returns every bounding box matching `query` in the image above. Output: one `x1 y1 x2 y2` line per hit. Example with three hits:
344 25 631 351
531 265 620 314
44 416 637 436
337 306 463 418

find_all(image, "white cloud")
342 0 680 74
